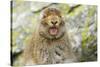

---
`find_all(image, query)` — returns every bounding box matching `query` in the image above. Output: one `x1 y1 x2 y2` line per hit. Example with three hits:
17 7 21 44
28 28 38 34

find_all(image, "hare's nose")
51 21 58 25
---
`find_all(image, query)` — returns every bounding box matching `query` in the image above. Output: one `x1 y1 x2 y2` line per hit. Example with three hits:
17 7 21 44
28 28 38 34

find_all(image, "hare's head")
39 8 66 40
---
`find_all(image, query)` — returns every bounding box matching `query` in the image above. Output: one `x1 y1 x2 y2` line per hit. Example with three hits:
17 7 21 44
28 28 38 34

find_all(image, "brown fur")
20 8 77 65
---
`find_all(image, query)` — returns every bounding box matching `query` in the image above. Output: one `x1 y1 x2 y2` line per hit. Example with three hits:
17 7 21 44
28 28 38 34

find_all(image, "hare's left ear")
60 19 65 25
60 16 66 25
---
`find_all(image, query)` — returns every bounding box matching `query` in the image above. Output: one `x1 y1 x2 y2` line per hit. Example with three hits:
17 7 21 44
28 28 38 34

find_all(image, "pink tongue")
49 28 58 35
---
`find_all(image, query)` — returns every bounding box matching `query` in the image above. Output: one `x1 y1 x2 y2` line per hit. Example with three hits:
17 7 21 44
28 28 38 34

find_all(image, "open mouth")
49 27 58 36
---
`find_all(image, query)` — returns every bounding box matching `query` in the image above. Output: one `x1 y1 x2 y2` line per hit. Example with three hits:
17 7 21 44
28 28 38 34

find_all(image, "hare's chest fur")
36 40 77 64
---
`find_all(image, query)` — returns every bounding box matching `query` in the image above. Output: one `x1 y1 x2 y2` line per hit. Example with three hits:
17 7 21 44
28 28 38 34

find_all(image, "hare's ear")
39 10 47 20
40 11 47 19
60 19 65 26
41 8 49 19
42 13 47 18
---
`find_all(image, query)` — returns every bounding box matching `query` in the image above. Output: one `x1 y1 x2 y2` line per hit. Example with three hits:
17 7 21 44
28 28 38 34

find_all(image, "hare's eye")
41 21 47 26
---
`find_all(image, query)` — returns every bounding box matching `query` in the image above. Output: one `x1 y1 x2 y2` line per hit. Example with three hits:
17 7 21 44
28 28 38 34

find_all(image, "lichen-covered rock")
11 1 97 65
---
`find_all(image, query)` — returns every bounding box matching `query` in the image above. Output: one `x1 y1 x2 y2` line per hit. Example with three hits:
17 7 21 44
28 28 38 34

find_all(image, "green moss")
81 6 97 49
68 6 84 17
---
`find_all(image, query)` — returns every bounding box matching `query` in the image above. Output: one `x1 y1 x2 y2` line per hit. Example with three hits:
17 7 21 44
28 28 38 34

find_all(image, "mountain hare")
20 8 77 65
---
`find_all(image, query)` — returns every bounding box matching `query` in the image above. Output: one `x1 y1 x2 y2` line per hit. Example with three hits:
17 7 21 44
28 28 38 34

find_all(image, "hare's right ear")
39 10 45 20
42 13 47 18
41 8 50 19
40 10 47 19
